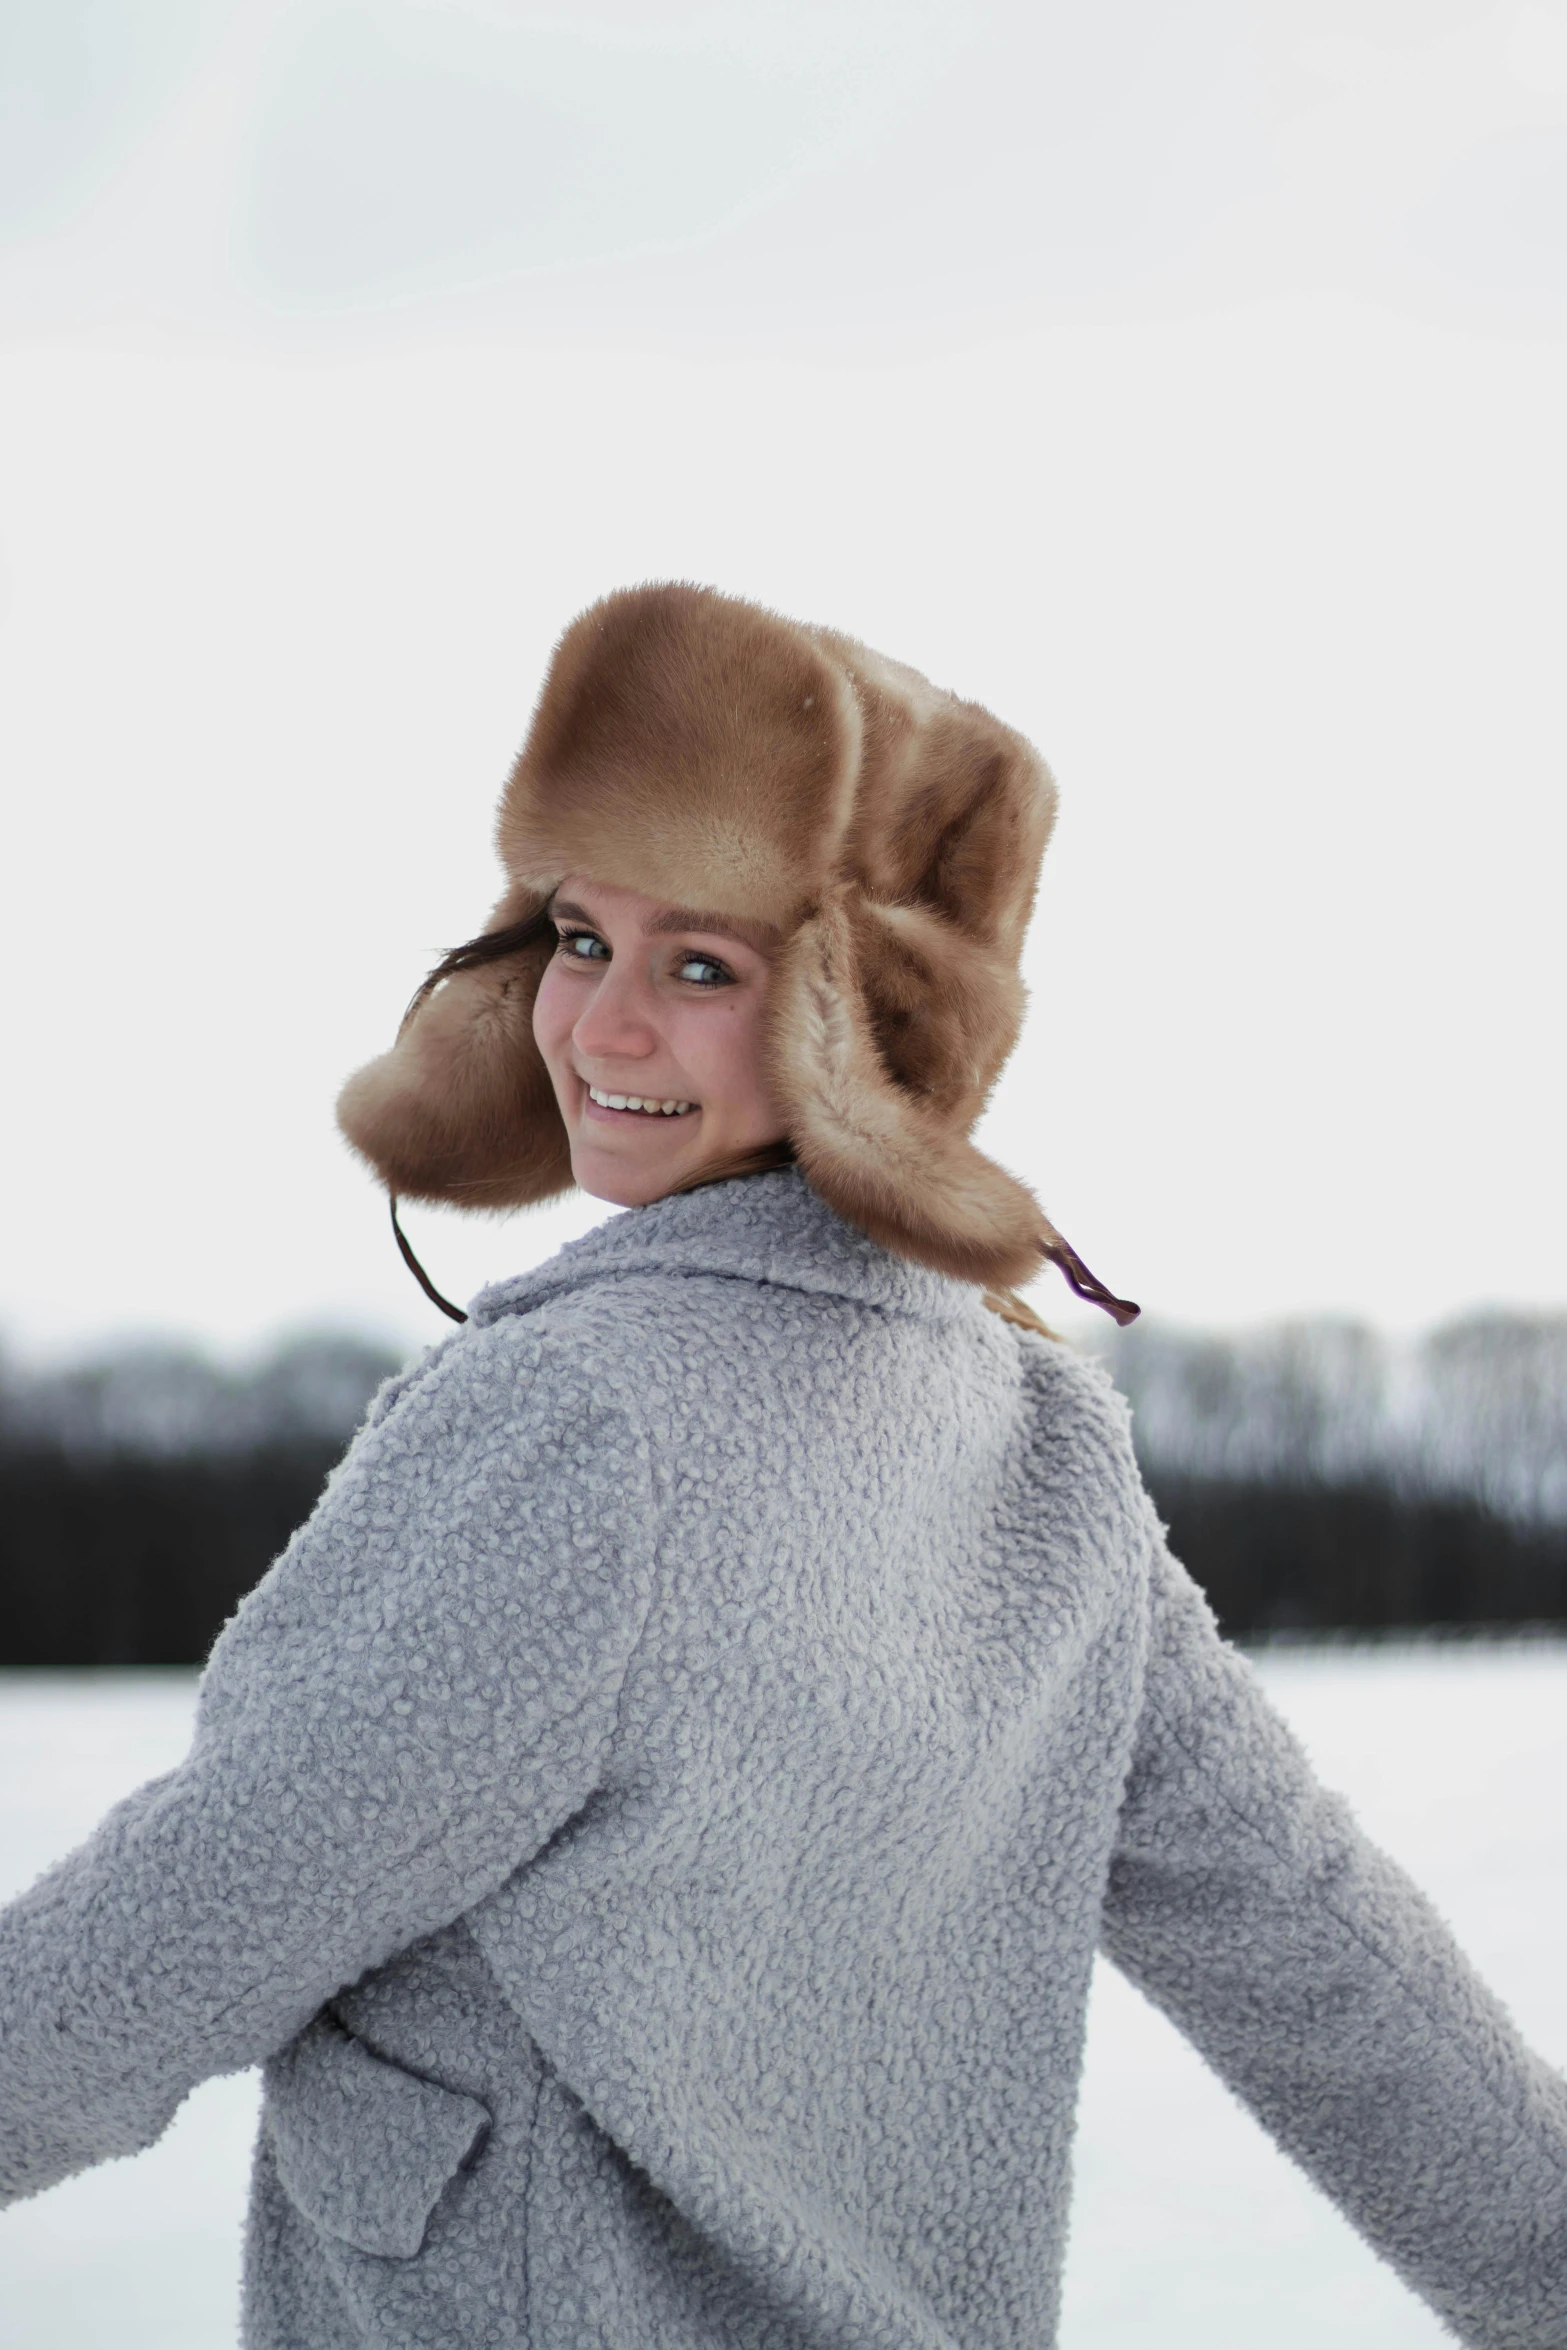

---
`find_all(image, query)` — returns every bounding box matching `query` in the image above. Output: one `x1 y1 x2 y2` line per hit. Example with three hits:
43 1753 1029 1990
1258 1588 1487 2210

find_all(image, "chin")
569 1150 683 1210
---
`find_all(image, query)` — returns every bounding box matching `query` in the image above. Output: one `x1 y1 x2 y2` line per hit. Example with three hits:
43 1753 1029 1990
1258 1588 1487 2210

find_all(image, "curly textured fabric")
1 1167 1564 2348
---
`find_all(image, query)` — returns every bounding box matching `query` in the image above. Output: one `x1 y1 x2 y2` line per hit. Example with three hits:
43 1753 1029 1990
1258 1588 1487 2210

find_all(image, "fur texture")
1 1171 1563 2347
337 582 1136 1312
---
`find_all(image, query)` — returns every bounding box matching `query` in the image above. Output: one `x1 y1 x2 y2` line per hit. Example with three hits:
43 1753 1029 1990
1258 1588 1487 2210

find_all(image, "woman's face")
531 874 789 1207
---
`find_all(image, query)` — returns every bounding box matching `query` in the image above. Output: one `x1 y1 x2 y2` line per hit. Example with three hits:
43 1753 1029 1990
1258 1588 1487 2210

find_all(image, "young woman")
1 583 1563 2350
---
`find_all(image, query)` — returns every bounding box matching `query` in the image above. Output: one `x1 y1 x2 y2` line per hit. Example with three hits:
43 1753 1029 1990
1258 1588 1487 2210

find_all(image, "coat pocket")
263 2010 491 2260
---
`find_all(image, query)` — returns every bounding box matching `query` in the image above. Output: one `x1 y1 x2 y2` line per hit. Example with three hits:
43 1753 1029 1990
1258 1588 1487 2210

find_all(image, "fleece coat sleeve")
0 1324 657 2209
1101 1536 1567 2350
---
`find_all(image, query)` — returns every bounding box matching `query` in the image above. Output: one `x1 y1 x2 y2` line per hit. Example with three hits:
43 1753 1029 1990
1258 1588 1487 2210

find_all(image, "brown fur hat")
337 583 1136 1320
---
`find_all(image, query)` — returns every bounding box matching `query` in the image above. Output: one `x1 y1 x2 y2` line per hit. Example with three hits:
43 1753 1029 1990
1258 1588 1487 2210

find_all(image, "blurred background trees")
1099 1312 1567 1635
2 1313 1564 1663
0 1334 400 1666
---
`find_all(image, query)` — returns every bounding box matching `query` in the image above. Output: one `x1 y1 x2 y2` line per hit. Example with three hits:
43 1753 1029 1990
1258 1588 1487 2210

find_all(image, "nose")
571 954 658 1065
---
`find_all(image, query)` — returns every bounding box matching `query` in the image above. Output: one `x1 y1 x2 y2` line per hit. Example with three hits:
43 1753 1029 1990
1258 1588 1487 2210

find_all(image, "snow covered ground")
1 1645 1563 2349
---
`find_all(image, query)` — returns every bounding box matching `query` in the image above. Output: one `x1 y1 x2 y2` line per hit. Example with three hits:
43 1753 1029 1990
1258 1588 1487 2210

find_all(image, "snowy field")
1 1647 1563 2349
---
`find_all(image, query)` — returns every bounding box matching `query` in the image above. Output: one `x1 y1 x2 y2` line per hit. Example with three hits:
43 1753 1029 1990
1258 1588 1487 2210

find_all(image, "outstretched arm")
1102 1535 1567 2350
0 1321 657 2207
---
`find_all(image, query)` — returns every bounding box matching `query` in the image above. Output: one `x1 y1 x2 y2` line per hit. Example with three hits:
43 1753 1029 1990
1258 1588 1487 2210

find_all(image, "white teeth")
587 1084 696 1116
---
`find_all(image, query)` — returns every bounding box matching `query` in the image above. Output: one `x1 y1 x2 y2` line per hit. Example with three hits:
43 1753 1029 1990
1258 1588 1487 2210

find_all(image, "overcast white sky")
2 0 1565 1363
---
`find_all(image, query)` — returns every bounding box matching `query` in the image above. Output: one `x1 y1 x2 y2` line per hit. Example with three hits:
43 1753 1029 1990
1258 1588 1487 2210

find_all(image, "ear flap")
335 895 573 1212
767 894 1138 1318
845 896 1025 1115
766 894 1045 1288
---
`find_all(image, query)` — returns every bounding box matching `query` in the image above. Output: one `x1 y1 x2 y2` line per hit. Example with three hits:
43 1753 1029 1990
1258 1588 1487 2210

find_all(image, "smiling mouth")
583 1083 697 1118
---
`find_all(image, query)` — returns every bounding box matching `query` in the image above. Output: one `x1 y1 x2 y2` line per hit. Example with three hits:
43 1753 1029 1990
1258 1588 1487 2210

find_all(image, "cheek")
678 998 771 1116
531 964 574 1068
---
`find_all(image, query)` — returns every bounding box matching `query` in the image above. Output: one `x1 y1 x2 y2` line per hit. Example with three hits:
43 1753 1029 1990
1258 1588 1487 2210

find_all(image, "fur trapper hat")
337 583 1137 1322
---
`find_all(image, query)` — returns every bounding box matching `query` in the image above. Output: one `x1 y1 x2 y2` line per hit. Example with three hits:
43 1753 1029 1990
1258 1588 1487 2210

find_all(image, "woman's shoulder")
360 1311 551 1430
1000 1324 1152 1523
340 1291 650 1490
1012 1322 1137 1437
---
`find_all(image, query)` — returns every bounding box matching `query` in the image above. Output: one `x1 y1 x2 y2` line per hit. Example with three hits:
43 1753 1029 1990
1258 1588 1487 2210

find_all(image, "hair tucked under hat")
337 581 1137 1324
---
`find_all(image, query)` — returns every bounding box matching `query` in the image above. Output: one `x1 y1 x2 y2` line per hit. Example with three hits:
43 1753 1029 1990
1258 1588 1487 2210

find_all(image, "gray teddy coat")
1 1167 1565 2348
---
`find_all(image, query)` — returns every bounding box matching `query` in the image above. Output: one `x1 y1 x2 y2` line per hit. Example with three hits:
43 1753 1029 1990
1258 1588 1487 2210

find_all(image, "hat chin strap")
1039 1230 1141 1327
386 1149 798 1326
388 1179 1140 1332
389 1195 469 1324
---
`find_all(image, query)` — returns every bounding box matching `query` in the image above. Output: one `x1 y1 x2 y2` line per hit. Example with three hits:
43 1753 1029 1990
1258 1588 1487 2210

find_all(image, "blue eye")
556 927 609 962
554 925 731 986
675 953 732 987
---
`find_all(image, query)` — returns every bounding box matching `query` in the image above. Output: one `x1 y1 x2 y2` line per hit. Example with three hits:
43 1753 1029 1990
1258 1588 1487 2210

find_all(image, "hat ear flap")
336 894 573 1212
767 896 1049 1290
768 896 1139 1319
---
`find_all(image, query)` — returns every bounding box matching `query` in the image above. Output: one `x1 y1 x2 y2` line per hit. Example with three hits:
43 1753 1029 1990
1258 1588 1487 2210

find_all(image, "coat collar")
468 1166 979 1329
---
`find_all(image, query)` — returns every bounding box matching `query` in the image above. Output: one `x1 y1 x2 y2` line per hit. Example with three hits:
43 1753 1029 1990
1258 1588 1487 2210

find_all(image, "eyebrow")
549 897 780 953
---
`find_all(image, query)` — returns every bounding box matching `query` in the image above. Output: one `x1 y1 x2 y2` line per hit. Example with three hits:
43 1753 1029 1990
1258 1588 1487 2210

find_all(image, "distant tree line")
1 1313 1564 1664
1096 1312 1567 1636
0 1337 402 1668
